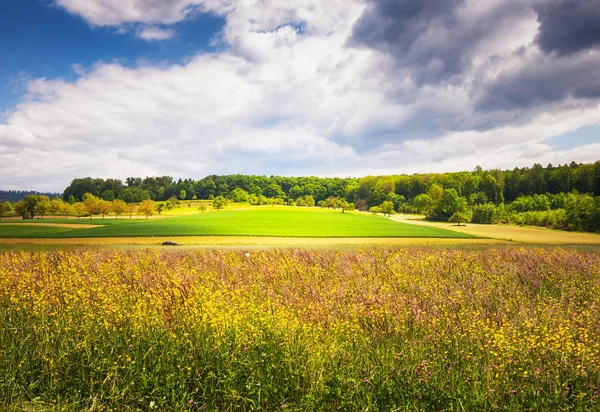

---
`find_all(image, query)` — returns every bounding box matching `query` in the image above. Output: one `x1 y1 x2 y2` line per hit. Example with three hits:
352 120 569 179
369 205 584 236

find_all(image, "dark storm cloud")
476 53 600 111
534 0 600 55
350 0 464 83
350 0 529 84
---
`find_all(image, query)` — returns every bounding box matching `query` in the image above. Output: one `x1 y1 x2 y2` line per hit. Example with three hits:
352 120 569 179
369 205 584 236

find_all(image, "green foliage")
507 209 567 228
0 202 12 219
427 184 443 206
413 194 434 217
471 203 500 224
212 196 227 211
288 185 303 200
565 193 598 232
179 190 187 200
339 199 354 213
138 199 156 219
509 194 551 213
324 196 342 209
369 206 382 215
59 161 600 232
111 199 127 218
14 195 50 219
449 209 473 226
379 200 395 216
230 188 249 203
101 190 115 202
263 184 285 199
438 189 460 218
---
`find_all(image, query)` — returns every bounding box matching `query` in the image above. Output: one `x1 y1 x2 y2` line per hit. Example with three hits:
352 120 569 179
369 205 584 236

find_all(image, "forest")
2 161 598 233
58 161 600 232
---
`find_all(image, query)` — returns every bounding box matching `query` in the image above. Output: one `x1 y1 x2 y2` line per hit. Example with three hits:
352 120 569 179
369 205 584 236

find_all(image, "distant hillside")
0 190 61 203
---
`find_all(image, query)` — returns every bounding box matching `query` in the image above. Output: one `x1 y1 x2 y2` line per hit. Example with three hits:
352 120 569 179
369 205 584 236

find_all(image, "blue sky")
0 0 599 191
0 0 224 112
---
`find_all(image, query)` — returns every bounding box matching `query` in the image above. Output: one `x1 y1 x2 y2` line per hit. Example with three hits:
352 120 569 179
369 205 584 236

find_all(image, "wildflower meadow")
1 248 599 410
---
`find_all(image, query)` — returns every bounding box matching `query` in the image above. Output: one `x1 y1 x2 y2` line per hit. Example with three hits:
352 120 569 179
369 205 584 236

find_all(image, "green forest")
58 161 600 232
2 161 599 233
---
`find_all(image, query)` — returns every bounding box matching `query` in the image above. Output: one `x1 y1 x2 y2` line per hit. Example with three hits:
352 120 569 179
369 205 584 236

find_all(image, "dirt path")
391 214 600 245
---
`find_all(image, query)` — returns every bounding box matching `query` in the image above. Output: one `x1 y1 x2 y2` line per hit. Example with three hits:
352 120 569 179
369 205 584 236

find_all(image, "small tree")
449 210 473 226
179 190 187 200
380 201 395 217
199 204 207 213
304 195 315 207
354 199 368 212
325 196 342 209
49 198 65 218
0 202 12 219
448 198 472 226
83 193 100 219
156 203 165 215
414 194 434 218
74 202 88 219
213 196 227 211
16 195 50 219
369 206 382 215
111 199 127 219
61 202 74 218
96 199 111 219
34 198 51 218
166 197 178 210
341 200 355 213
126 204 137 219
139 199 156 219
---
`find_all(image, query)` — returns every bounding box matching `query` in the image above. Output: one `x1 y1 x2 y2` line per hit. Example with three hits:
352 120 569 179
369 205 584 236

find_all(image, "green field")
0 225 73 237
0 208 475 238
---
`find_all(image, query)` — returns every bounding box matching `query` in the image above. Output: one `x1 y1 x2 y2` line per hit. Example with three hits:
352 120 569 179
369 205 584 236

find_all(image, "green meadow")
0 208 474 238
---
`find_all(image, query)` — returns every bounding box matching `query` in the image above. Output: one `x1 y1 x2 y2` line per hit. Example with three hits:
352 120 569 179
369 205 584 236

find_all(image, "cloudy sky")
1 0 599 192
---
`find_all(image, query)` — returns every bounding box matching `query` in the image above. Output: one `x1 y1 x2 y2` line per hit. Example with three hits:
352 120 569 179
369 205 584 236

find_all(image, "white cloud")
1 0 599 191
137 26 175 41
54 0 210 26
0 125 37 146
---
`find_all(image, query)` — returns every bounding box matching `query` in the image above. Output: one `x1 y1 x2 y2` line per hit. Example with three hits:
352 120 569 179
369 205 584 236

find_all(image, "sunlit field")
1 248 599 410
0 208 474 239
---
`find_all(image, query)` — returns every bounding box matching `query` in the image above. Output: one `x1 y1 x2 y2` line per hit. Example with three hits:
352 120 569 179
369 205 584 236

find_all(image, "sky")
0 0 599 192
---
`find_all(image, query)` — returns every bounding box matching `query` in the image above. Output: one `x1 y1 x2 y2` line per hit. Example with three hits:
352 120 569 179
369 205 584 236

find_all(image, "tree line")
61 161 600 205
0 190 60 203
1 161 599 232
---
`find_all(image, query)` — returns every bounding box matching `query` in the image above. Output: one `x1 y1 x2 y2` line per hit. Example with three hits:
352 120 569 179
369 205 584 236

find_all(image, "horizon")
1 0 600 192
1 159 597 195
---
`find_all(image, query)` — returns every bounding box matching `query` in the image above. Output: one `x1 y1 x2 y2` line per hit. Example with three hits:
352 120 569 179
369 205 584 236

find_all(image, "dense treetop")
61 161 600 205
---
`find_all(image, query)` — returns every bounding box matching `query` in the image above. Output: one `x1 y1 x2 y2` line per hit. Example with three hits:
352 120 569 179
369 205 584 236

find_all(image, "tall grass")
1 248 599 410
